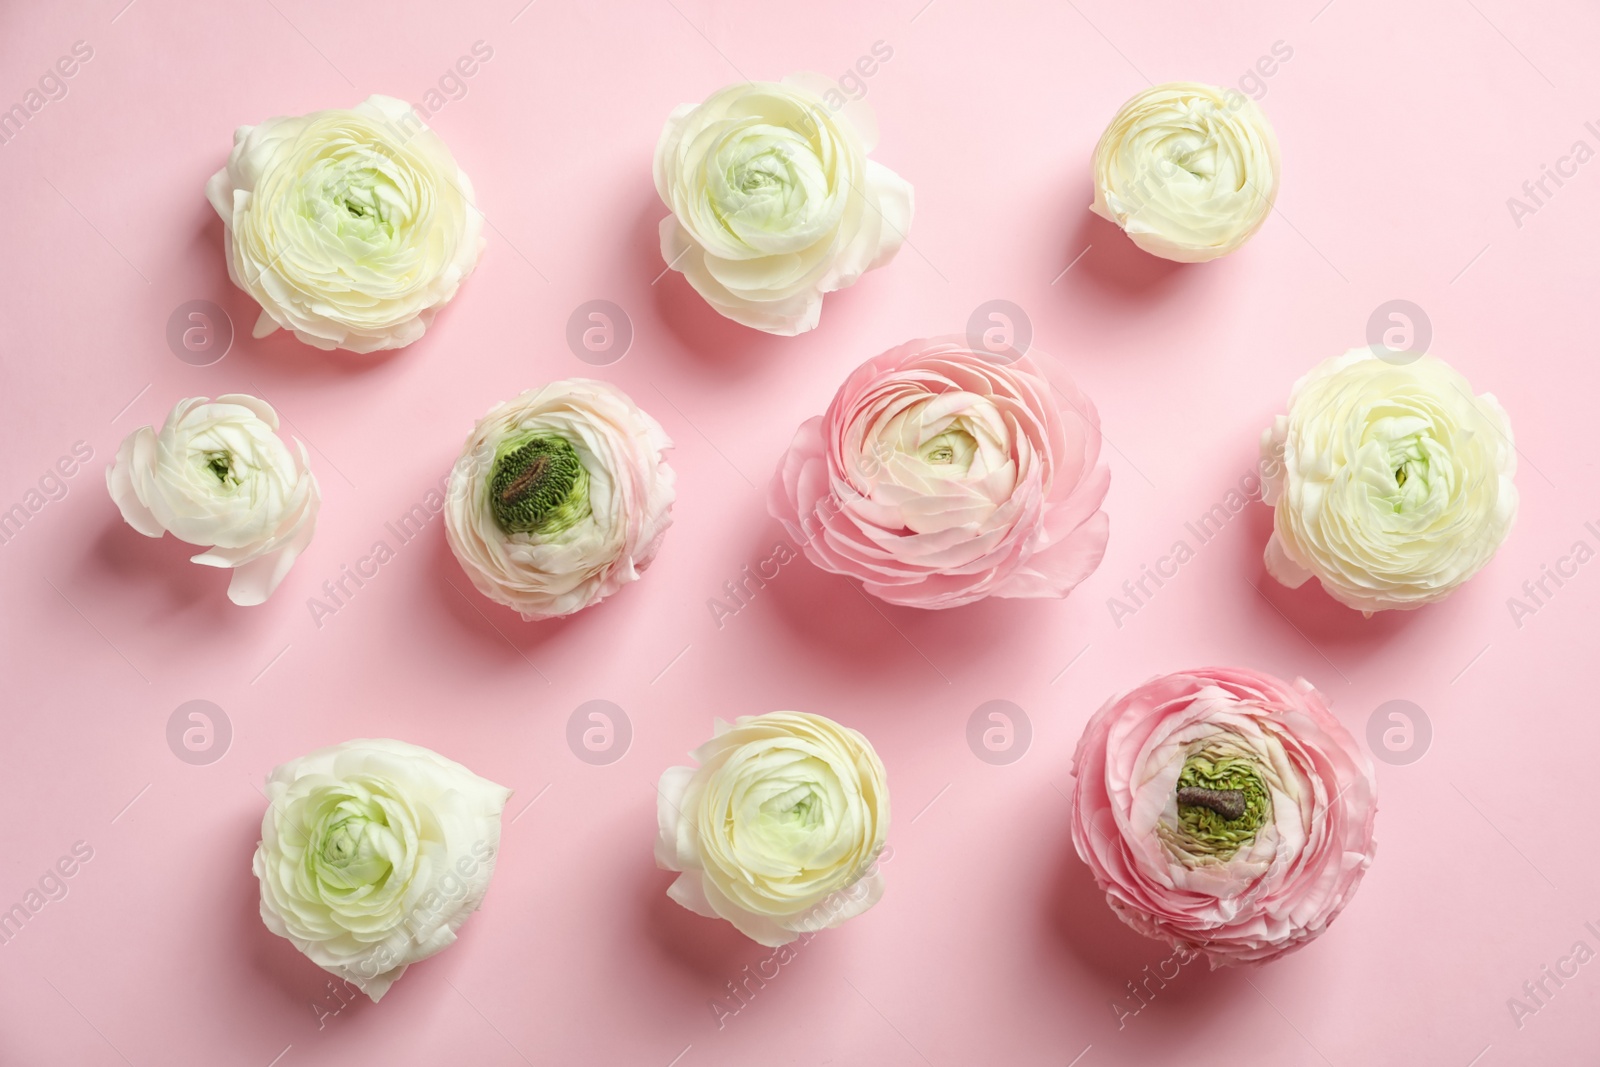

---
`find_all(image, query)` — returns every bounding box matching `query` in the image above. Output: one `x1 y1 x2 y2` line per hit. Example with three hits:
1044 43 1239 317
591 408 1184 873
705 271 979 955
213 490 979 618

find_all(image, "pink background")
1 0 1596 1063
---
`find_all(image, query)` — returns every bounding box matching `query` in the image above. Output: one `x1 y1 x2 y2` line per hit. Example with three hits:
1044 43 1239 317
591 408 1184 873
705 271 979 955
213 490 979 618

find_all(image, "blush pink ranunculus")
1070 668 1377 966
767 337 1110 609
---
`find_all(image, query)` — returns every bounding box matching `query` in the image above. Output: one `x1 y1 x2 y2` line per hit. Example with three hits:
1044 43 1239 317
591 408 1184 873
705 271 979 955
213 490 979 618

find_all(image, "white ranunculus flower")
106 394 319 606
253 739 511 1001
1091 82 1279 263
653 77 914 335
655 711 890 947
444 380 675 621
205 94 484 353
1260 349 1518 613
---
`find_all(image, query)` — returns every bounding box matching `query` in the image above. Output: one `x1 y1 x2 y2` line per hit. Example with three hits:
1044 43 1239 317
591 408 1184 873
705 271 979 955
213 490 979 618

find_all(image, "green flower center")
333 175 391 232
202 450 239 487
918 429 977 472
708 126 828 246
489 434 591 536
739 167 780 194
754 781 827 853
310 806 395 891
1173 752 1270 860
299 148 409 245
1368 423 1437 514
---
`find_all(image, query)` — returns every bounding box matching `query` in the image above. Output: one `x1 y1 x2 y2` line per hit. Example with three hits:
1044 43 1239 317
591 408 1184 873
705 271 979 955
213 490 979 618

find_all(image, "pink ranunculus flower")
768 337 1110 609
1070 668 1377 967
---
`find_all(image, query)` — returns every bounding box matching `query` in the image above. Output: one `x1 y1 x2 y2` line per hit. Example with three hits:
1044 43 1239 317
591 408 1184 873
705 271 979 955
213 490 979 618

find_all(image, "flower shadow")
755 565 892 674
1042 841 1245 1033
183 207 260 349
637 866 759 985
1044 838 1164 980
635 195 793 373
1067 208 1194 302
230 814 332 1017
238 312 415 376
755 516 1070 683
423 523 564 661
89 513 245 628
419 518 646 681
1233 501 1423 674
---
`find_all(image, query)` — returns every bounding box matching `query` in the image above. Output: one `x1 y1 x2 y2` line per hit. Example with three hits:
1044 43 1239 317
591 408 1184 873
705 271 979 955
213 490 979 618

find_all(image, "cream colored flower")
206 95 483 353
1091 82 1279 262
253 739 511 1001
653 77 913 335
106 394 318 605
445 380 675 621
1261 349 1518 612
655 711 890 946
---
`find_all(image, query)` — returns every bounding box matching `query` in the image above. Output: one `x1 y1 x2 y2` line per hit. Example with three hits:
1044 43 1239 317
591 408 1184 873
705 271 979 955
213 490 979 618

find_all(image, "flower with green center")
654 77 914 335
655 711 891 947
1071 668 1377 966
446 380 675 621
253 739 511 1001
206 94 484 353
1092 82 1280 263
106 394 320 606
1261 349 1518 612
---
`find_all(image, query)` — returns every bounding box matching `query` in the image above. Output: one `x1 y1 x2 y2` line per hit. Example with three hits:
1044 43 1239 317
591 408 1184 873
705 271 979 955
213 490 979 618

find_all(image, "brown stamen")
1176 787 1246 820
499 454 551 506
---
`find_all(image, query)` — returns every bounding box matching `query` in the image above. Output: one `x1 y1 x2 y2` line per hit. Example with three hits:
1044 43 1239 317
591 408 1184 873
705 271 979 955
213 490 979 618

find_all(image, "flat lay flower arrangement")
3 2 1594 1065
